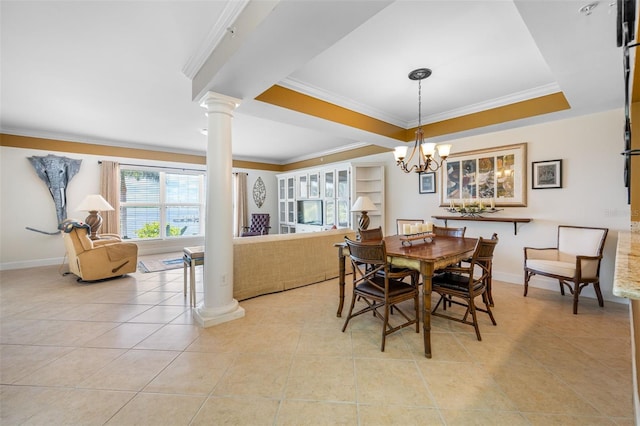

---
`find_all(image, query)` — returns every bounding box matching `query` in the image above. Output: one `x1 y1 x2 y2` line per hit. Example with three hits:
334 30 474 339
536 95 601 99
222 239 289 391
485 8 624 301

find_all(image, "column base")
193 299 245 328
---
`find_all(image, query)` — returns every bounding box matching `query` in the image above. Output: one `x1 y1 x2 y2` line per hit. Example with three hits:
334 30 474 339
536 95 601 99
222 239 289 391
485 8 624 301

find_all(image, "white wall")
352 109 630 304
1 108 631 307
0 146 279 269
233 167 279 233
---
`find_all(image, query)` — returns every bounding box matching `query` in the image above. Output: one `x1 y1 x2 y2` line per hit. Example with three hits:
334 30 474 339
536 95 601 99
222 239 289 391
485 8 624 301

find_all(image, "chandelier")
394 68 452 173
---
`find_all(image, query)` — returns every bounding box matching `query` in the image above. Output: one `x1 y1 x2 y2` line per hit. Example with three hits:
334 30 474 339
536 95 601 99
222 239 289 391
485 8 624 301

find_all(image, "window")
120 167 205 239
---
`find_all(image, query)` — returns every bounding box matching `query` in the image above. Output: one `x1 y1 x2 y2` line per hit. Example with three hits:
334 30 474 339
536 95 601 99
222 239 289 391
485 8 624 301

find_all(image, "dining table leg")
420 261 434 358
336 245 346 317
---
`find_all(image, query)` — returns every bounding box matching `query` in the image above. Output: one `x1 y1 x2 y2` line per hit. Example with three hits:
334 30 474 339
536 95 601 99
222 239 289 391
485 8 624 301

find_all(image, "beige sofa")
233 228 356 300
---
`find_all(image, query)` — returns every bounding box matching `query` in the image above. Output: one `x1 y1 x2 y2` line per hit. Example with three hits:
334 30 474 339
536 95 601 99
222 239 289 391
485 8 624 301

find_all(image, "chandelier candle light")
394 68 452 173
76 194 114 240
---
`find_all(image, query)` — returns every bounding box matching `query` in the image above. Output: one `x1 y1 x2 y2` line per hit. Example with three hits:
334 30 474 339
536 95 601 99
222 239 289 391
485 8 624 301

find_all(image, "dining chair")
342 237 419 351
524 225 608 314
359 226 419 287
433 225 466 238
396 218 424 235
431 234 498 341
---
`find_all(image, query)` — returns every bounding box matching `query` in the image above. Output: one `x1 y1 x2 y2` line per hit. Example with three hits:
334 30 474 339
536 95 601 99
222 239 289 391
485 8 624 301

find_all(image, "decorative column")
195 91 245 327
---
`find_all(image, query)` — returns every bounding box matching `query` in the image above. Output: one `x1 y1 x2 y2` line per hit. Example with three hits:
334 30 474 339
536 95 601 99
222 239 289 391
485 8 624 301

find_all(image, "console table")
431 215 532 235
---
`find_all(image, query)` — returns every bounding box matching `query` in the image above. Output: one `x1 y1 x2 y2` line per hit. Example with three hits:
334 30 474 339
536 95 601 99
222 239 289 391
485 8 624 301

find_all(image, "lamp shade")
351 196 377 212
76 194 114 212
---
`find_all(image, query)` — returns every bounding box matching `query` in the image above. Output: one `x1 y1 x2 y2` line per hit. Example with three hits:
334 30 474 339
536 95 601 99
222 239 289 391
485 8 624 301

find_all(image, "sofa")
233 228 356 300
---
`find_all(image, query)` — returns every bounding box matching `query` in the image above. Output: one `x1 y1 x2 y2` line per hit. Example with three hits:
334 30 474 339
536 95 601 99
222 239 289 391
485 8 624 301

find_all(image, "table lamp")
76 194 114 240
351 196 377 231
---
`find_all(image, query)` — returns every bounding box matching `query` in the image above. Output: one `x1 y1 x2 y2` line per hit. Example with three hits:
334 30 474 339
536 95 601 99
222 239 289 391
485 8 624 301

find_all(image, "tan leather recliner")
62 220 138 281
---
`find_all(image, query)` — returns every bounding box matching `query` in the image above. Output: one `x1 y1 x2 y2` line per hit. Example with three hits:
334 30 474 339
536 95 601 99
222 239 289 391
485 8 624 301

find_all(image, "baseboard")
1 257 65 271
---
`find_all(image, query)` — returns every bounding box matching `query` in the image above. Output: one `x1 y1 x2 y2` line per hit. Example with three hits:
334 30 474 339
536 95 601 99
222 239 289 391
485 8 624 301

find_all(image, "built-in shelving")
277 162 385 234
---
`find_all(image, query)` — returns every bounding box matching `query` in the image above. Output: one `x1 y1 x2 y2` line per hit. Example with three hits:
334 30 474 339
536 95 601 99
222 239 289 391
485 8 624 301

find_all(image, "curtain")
233 172 248 237
100 161 120 234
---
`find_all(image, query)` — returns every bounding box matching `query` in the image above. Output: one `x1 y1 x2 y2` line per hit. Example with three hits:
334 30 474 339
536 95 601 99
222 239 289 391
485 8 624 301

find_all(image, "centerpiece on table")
399 221 436 246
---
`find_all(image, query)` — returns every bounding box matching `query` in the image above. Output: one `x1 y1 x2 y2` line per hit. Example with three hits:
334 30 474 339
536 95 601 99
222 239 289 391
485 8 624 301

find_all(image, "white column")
194 91 245 327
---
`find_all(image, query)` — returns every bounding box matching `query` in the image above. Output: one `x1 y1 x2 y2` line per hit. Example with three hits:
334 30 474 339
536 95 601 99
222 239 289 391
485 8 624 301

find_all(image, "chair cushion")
356 277 415 298
526 259 575 278
432 272 484 292
558 227 605 256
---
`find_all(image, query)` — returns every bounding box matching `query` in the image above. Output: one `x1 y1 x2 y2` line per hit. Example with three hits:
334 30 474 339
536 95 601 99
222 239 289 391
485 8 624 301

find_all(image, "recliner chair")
61 220 138 281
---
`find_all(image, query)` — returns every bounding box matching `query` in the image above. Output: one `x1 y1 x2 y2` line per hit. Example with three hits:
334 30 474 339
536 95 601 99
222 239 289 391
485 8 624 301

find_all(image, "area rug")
138 258 183 273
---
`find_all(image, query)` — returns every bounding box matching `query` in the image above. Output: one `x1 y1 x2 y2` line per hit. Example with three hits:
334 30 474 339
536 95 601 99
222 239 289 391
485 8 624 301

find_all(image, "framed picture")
440 142 527 207
532 159 562 189
419 172 436 194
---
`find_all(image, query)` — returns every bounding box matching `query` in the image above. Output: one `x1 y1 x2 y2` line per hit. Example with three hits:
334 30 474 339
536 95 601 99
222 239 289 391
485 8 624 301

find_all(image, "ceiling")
0 0 627 165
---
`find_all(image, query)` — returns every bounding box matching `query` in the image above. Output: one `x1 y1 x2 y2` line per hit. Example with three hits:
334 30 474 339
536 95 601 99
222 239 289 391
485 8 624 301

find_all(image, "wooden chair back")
433 225 466 238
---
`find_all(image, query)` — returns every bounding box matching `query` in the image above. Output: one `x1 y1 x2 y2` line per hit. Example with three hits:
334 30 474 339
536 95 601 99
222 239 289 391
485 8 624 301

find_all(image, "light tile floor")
0 255 634 425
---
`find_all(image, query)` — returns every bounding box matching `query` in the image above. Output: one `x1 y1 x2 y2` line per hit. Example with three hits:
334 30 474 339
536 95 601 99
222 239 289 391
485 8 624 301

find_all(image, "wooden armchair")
524 225 608 314
432 234 498 340
342 237 419 351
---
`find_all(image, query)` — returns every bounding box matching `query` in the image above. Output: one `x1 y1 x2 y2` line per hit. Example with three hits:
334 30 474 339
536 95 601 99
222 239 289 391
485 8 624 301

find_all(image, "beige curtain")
100 161 120 234
233 172 248 237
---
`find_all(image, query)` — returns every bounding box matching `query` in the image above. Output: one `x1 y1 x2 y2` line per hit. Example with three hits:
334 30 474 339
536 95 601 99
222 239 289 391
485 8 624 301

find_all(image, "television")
297 200 323 226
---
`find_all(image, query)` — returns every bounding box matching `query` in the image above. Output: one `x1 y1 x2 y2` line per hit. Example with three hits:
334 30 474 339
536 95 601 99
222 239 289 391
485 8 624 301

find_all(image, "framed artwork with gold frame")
439 142 527 207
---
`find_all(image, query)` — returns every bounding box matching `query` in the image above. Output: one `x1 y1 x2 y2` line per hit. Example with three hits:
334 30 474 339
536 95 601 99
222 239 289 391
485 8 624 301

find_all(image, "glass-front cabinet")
336 167 350 228
278 176 296 234
277 162 384 234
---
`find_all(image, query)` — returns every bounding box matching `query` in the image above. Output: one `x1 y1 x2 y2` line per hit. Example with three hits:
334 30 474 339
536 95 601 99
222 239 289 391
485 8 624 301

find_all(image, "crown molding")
182 0 250 80
280 77 562 130
280 77 407 128
284 141 370 164
416 82 563 127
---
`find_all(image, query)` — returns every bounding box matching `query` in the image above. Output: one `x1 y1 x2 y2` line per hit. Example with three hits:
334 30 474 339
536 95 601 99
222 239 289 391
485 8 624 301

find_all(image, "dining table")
335 234 478 358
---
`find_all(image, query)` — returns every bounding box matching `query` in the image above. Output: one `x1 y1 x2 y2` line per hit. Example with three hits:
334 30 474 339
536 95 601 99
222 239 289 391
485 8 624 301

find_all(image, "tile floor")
0 254 635 425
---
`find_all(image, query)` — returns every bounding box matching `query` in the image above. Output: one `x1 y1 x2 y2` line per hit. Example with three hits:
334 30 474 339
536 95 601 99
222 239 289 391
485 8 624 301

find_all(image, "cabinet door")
288 201 295 223
337 200 349 228
337 169 349 199
324 171 334 198
309 173 319 198
298 175 308 199
287 177 295 200
325 200 335 226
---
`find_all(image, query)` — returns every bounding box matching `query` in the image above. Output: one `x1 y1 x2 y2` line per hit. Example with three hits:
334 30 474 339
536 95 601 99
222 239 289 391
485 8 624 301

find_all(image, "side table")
183 246 204 307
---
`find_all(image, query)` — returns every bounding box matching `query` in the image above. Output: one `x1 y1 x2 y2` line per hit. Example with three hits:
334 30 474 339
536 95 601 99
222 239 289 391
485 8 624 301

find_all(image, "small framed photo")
419 172 436 194
532 159 562 189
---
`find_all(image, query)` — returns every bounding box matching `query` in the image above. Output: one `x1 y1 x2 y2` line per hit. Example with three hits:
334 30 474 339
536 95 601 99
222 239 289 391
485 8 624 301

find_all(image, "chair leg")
468 299 482 341
594 282 605 307
414 292 420 333
559 279 566 296
381 303 390 352
486 269 494 307
523 270 531 296
342 292 359 332
572 284 579 315
483 296 497 326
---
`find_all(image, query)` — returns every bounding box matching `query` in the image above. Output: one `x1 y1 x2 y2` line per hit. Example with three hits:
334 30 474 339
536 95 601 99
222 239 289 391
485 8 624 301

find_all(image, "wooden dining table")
335 234 477 358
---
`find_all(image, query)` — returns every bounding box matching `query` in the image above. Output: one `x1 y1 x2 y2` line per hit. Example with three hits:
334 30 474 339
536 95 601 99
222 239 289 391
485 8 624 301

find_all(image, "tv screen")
297 200 323 226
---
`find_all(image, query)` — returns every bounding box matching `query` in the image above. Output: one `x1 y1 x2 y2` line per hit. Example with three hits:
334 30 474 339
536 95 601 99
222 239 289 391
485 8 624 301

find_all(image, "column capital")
199 91 241 114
